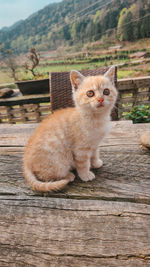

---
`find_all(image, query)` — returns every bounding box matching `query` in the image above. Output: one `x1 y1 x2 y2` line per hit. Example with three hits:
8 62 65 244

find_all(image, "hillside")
1 20 24 32
0 0 150 54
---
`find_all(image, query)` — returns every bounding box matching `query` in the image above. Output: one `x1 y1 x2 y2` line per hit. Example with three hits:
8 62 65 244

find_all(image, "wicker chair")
49 66 118 120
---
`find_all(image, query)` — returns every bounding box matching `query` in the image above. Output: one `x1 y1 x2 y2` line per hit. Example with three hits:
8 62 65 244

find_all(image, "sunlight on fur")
23 66 118 192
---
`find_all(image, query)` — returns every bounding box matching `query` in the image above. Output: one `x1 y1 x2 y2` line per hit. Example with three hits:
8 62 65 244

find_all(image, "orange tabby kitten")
23 66 118 192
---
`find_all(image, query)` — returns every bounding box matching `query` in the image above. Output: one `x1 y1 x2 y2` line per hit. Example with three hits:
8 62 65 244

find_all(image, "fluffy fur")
23 66 118 192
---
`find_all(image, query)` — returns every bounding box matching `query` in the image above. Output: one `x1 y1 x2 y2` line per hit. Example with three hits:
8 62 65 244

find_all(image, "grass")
0 70 14 84
16 58 131 80
117 70 137 79
0 38 150 85
0 63 146 85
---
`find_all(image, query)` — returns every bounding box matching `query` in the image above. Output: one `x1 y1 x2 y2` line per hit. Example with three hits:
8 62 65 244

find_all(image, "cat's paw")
66 172 75 182
92 159 103 169
79 171 95 182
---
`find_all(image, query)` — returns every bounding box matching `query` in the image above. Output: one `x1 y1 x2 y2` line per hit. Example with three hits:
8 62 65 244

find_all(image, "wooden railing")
118 76 150 118
0 76 150 124
0 94 50 123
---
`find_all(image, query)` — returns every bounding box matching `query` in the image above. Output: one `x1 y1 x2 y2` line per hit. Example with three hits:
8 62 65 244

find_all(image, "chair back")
50 66 118 120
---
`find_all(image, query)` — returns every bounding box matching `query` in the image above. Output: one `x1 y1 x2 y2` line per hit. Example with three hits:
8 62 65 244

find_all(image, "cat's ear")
70 70 85 90
104 66 116 85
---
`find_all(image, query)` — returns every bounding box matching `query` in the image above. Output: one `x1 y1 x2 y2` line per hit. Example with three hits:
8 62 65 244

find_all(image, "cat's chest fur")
83 118 109 146
67 109 110 149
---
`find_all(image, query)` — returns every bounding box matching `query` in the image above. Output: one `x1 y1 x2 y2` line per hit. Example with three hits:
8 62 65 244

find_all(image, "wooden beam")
0 94 50 106
0 196 149 266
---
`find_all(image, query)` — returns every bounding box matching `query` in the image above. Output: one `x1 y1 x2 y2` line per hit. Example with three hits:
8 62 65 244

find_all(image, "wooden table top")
0 121 150 266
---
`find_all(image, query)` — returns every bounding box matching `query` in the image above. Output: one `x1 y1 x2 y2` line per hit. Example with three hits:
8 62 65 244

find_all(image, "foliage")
117 0 150 41
0 0 149 54
125 104 150 123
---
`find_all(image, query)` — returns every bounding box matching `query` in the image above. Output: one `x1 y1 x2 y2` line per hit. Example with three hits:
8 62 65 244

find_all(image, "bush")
125 104 150 123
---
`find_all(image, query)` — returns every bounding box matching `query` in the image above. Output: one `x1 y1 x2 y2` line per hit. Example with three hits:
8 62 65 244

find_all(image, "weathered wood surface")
0 121 150 266
0 93 50 106
117 76 150 90
117 76 150 117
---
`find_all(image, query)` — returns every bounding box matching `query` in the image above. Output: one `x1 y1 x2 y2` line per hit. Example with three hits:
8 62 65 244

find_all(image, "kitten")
23 66 118 192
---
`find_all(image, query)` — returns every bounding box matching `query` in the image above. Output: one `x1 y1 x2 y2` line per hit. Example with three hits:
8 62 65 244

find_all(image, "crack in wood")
0 243 149 261
0 121 149 266
0 194 150 205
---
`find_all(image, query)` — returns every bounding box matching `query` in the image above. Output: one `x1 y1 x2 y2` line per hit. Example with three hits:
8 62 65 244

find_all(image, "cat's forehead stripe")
90 83 111 91
85 76 110 90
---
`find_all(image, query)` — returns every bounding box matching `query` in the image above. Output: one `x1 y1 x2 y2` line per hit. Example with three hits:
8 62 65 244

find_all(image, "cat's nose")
98 97 104 104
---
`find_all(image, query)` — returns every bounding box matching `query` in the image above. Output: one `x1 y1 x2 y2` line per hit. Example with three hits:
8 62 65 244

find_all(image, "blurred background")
0 0 150 84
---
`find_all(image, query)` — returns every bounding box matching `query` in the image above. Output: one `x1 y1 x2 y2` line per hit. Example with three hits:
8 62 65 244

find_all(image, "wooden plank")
39 106 51 113
120 97 135 103
0 121 150 203
117 76 150 91
119 92 150 100
1 150 149 203
136 100 150 105
0 93 50 107
0 255 148 267
137 91 150 97
0 114 9 119
22 111 41 118
0 121 149 147
0 196 149 266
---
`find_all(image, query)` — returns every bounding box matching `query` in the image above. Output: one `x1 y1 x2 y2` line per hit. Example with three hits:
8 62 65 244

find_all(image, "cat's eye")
86 90 95 97
103 88 110 95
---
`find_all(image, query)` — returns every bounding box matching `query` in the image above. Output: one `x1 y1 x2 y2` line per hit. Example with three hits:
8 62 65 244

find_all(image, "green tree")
117 8 134 41
70 22 76 41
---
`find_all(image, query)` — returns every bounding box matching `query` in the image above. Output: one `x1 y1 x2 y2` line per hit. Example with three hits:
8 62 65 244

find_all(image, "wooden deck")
0 121 150 266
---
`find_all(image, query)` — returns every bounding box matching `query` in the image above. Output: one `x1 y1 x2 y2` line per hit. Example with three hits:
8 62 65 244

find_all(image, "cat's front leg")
91 148 103 169
74 152 95 182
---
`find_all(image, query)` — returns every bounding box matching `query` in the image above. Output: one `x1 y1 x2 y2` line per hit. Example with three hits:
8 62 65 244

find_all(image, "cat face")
70 67 118 113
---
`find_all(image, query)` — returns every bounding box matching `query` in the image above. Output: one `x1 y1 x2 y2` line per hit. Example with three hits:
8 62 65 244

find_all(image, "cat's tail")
23 166 70 192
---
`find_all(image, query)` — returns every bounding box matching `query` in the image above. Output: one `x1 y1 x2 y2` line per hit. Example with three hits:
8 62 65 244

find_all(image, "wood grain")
0 197 150 267
0 121 150 266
